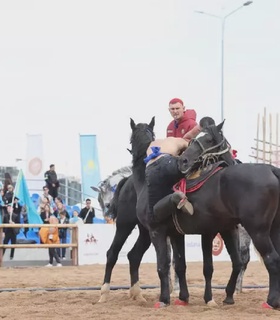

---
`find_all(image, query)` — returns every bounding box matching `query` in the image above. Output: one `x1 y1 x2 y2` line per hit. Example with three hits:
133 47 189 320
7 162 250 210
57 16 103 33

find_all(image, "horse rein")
190 136 230 169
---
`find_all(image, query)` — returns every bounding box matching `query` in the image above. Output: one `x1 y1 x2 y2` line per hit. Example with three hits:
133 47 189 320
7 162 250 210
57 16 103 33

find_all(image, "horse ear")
216 120 225 132
130 118 136 130
91 186 100 193
127 148 132 154
149 116 155 130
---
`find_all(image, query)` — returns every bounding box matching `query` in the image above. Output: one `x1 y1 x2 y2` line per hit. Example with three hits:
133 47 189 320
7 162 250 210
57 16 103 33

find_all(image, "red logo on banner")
84 233 98 244
212 233 224 256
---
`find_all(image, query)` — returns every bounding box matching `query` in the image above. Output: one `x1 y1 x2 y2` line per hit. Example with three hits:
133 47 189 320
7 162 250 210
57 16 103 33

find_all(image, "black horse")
168 120 280 309
99 117 242 307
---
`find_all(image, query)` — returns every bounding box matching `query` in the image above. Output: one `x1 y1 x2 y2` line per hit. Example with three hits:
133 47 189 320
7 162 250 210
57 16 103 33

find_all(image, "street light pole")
195 1 253 122
221 18 225 122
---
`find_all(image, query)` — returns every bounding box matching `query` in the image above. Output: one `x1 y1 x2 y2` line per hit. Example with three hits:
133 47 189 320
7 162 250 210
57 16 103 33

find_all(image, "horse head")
178 117 235 175
91 183 112 215
129 117 155 165
92 166 133 215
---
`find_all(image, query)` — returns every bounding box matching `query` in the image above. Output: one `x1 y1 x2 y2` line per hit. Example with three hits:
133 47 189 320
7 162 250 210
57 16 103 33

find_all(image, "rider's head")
168 98 185 121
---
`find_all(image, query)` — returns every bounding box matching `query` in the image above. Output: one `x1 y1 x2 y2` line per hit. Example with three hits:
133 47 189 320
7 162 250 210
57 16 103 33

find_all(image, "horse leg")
236 225 251 294
150 226 171 308
220 228 242 305
171 254 180 294
99 223 136 303
270 222 280 307
170 234 189 305
166 237 176 295
201 234 217 306
247 231 280 309
127 224 151 302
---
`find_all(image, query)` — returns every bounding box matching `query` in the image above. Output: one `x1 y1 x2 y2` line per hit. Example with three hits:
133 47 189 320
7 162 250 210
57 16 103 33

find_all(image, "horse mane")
99 166 132 190
130 124 155 166
106 176 130 220
111 166 132 177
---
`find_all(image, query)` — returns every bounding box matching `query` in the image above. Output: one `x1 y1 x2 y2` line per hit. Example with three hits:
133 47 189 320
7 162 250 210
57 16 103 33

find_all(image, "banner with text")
78 225 260 265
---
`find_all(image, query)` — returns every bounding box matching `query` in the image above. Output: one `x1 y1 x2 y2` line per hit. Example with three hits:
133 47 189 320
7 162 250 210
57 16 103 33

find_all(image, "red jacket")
166 109 197 138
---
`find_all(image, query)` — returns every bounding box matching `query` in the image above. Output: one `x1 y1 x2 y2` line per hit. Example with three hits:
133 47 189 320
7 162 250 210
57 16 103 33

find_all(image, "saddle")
173 161 228 194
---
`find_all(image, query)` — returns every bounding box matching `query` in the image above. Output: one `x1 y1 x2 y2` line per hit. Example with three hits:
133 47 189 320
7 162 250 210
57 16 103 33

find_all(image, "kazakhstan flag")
14 170 43 224
79 134 101 198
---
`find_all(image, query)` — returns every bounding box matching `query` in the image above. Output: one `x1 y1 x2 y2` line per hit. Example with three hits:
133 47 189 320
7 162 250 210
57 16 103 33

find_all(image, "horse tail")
107 176 130 220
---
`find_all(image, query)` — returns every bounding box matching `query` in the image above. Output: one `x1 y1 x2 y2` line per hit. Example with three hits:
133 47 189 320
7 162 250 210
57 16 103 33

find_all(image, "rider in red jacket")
166 98 200 141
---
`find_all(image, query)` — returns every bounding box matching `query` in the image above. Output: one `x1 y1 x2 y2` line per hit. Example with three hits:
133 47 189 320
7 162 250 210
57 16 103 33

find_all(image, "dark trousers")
49 248 61 264
57 237 67 258
3 231 17 258
145 155 184 218
48 185 58 200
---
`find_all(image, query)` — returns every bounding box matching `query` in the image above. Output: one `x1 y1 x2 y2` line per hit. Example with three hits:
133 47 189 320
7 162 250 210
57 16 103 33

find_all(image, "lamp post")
195 1 253 122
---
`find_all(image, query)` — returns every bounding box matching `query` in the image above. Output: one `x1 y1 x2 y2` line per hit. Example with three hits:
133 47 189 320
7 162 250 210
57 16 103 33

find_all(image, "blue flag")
80 134 101 198
14 170 43 224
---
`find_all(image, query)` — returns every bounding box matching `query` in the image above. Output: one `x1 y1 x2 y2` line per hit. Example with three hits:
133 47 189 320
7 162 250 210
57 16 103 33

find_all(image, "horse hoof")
100 283 110 294
207 300 218 307
174 299 188 306
154 301 168 308
223 298 235 305
262 302 273 309
98 283 110 303
98 294 108 303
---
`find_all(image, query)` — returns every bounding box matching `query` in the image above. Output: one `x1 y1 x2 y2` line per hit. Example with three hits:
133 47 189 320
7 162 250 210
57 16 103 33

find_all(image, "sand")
0 261 279 320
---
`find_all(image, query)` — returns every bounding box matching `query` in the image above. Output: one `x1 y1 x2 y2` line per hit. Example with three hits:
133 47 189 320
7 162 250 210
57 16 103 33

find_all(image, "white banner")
78 225 260 265
25 134 44 193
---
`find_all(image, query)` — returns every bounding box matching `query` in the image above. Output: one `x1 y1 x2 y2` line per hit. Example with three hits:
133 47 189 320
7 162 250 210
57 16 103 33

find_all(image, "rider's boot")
171 191 194 215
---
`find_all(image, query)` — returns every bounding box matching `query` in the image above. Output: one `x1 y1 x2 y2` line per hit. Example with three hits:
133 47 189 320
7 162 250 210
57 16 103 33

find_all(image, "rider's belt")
146 154 170 167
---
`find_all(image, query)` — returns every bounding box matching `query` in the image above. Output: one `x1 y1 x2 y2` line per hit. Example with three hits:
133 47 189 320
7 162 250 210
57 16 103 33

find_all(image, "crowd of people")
0 165 96 265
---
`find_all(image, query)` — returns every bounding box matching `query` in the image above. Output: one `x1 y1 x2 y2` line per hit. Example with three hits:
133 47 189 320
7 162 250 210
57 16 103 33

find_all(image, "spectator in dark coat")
79 199 95 224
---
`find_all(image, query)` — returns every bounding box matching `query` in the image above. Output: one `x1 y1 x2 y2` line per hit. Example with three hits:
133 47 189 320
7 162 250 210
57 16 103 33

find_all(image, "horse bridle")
190 134 230 168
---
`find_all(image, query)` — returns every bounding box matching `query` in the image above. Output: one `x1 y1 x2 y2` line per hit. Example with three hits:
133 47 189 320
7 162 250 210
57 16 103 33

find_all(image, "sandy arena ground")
0 261 279 320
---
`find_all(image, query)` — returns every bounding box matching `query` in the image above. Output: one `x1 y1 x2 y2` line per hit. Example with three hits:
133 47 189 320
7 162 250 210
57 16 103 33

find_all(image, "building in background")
58 175 82 206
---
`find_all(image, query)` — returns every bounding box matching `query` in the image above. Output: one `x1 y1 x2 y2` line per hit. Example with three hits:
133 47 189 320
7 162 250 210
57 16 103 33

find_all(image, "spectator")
4 184 14 205
69 210 83 259
40 204 52 224
39 215 62 267
44 164 60 200
166 98 200 141
3 204 20 260
3 173 13 195
12 197 22 217
40 186 54 207
79 199 95 224
53 201 70 219
38 197 53 215
0 189 5 221
69 210 83 225
57 211 69 260
2 185 14 221
105 215 114 224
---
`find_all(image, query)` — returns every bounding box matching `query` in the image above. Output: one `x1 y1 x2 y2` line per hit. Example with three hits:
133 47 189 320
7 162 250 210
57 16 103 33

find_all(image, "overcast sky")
0 0 279 180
